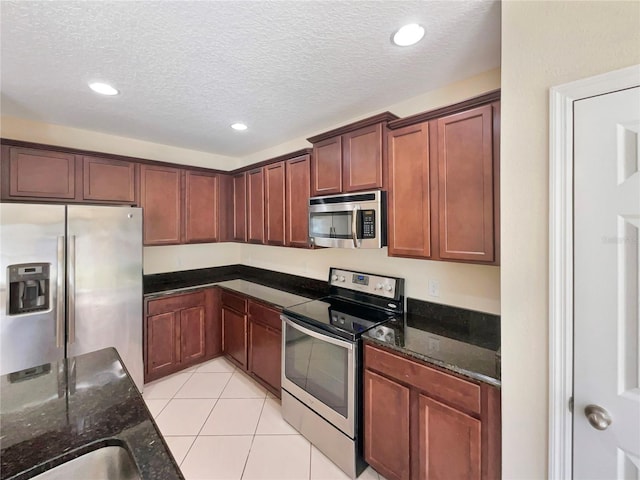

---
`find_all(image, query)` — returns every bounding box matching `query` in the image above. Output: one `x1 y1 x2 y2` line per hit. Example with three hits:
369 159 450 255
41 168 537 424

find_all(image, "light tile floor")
142 357 387 480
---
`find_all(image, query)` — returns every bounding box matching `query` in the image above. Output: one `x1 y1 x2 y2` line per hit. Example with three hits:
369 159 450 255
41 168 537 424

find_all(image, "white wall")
501 2 640 478
0 116 238 170
144 243 242 275
242 244 500 314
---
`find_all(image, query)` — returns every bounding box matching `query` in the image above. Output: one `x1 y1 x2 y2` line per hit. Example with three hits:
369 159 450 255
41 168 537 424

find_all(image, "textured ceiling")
0 1 501 157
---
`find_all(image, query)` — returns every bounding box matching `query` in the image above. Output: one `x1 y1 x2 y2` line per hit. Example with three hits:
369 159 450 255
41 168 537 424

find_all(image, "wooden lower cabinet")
364 343 500 480
364 370 411 480
221 290 282 396
144 287 221 383
418 394 481 480
222 306 248 368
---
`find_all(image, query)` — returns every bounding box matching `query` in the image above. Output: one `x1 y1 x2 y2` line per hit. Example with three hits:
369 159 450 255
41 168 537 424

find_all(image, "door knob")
584 404 612 431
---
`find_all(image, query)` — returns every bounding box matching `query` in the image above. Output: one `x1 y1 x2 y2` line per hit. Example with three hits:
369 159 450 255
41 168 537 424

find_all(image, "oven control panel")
329 268 398 299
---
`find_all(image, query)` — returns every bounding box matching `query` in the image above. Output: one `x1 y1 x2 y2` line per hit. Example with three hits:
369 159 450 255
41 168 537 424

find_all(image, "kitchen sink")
31 446 141 480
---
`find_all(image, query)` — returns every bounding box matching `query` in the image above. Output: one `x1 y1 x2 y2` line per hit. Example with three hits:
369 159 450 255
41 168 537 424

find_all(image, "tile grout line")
239 393 268 479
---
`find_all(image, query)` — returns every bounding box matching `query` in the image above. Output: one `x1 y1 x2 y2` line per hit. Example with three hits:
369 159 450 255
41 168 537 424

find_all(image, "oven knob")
332 274 338 281
385 284 392 292
339 316 345 324
376 283 383 290
339 276 346 282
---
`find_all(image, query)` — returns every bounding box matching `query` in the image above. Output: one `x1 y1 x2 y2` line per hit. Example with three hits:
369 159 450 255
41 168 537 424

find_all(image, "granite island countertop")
0 348 183 480
364 299 501 387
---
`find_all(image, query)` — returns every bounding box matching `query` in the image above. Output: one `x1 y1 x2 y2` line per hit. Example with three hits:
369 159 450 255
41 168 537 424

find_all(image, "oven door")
281 315 355 438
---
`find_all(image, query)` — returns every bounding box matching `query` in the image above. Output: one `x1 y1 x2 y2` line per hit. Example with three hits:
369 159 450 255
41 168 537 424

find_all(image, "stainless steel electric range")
280 267 405 478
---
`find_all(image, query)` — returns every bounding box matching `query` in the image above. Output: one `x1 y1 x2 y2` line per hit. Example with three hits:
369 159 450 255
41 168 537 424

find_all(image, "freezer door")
66 205 143 391
0 203 66 375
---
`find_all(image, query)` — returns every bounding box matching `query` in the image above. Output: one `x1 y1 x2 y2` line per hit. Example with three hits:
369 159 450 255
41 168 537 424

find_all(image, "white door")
574 86 640 478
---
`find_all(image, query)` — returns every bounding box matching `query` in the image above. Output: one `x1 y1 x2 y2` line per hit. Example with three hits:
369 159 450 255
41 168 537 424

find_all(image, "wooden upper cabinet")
285 154 311 248
311 136 342 196
387 122 431 258
232 172 247 242
264 162 286 246
247 168 265 244
437 104 494 262
140 164 182 246
5 146 77 200
418 394 481 480
82 156 136 204
184 171 218 243
343 124 383 192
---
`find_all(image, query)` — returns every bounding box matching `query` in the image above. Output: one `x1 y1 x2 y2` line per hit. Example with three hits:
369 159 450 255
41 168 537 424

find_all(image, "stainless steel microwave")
308 190 387 248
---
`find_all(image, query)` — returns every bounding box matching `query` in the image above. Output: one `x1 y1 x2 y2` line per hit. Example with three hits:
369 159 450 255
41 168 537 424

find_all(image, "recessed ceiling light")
231 123 248 131
89 82 119 96
392 23 425 47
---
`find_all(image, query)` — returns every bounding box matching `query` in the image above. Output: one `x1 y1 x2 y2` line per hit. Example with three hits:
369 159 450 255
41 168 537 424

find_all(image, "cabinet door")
82 156 136 203
311 136 342 196
7 147 77 199
140 164 182 245
437 105 494 262
285 155 310 247
222 307 247 369
364 369 411 480
180 305 206 365
343 124 383 192
249 320 281 394
265 161 286 246
233 172 247 242
247 168 265 244
418 394 481 480
205 287 223 359
146 311 179 380
185 171 218 243
387 123 431 258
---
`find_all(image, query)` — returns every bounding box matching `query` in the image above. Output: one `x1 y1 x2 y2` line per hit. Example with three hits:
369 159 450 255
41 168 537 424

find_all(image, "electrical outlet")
428 279 440 297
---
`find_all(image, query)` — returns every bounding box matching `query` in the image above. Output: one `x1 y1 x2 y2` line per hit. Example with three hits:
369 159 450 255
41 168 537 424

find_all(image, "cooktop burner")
282 267 405 341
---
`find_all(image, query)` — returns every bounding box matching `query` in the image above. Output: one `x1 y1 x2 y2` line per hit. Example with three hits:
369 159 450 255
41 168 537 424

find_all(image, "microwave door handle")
351 205 360 248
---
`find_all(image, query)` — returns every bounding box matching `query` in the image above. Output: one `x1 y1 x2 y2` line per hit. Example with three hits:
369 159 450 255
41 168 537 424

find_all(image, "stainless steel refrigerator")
0 203 143 390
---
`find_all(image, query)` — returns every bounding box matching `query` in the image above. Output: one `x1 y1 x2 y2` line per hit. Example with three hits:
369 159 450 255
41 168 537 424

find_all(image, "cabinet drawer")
364 343 481 415
147 291 206 316
248 301 281 331
221 290 248 313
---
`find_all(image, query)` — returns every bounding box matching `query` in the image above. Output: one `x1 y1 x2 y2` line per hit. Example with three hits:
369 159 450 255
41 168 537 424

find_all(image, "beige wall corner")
0 115 238 170
501 1 640 478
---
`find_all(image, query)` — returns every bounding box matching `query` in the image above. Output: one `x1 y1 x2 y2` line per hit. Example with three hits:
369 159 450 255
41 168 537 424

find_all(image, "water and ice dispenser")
7 263 51 315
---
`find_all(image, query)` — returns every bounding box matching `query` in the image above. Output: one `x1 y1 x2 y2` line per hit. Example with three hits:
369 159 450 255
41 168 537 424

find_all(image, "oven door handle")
281 316 354 350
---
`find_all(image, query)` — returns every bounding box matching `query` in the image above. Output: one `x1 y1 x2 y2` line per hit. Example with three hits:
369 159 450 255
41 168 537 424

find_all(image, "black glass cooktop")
283 296 400 341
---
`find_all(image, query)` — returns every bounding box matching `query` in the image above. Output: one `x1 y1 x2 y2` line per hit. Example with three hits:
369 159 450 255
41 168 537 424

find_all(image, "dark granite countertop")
0 348 184 480
215 279 312 308
364 299 501 387
144 265 329 300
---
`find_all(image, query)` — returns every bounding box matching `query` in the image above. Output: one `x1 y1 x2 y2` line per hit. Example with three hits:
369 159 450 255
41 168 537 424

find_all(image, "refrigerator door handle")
56 236 65 348
67 235 76 345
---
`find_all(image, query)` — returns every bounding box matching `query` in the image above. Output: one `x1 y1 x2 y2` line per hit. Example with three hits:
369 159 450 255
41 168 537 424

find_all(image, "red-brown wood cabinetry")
247 168 265 244
363 342 500 480
232 172 247 242
285 154 311 247
144 287 221 383
82 156 137 204
342 123 384 192
2 146 78 200
386 94 500 265
311 136 342 196
140 164 182 246
264 162 286 246
184 170 219 243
